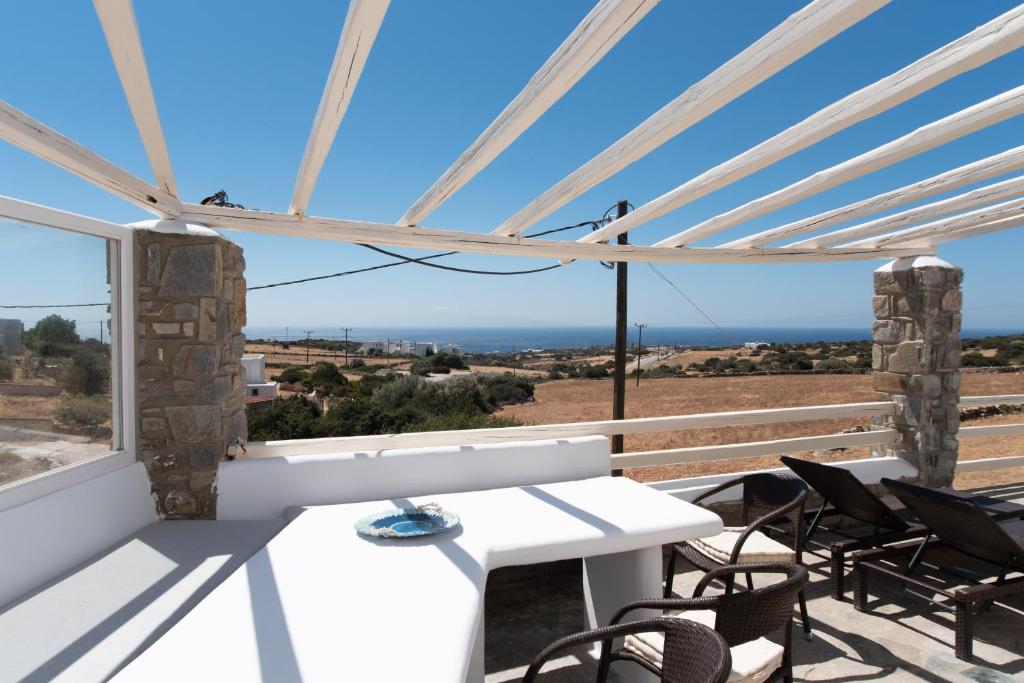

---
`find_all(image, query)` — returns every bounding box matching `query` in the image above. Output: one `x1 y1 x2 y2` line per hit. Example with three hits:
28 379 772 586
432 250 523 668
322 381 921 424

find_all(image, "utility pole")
341 327 352 367
386 337 390 368
611 200 629 475
634 322 648 387
304 330 313 365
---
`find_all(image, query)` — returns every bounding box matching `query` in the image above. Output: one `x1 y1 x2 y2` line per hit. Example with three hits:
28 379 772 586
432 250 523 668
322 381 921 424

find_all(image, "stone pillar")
134 221 247 519
872 256 962 487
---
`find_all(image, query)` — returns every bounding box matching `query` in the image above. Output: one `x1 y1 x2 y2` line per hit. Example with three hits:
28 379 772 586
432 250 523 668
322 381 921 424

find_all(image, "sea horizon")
243 325 1022 354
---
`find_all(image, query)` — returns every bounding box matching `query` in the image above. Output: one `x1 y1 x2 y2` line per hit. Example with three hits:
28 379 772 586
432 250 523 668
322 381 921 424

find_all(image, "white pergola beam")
289 0 390 216
0 100 181 217
179 203 930 264
0 194 133 241
689 86 1024 249
584 5 1024 246
93 0 178 198
784 174 1024 248
933 214 1024 244
844 195 1024 248
743 146 1024 248
400 0 659 227
492 0 888 237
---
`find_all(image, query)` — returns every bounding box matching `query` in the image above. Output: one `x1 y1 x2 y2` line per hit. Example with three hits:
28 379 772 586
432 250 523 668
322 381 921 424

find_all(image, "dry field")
496 373 1024 486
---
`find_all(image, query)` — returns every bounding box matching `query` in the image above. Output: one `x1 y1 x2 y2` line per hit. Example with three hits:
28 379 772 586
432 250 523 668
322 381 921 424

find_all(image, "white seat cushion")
689 527 795 565
624 609 785 683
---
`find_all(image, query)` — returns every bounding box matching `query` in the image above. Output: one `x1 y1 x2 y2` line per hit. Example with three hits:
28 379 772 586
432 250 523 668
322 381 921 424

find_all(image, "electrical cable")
645 263 736 346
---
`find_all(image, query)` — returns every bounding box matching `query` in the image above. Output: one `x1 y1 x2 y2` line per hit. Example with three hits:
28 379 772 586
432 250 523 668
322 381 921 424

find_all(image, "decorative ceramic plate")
355 504 460 538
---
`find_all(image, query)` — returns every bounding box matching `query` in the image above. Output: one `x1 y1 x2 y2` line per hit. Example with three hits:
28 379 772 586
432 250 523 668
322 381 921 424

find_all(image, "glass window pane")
0 219 117 487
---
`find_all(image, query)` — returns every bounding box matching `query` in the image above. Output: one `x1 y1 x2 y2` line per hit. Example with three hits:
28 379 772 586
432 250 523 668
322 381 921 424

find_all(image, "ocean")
242 326 1020 354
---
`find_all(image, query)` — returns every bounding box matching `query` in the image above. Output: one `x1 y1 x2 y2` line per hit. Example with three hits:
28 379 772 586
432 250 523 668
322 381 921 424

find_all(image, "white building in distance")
358 340 436 357
240 354 278 398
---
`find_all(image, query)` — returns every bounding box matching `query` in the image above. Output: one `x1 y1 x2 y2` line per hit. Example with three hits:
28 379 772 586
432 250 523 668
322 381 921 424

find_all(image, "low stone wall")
134 228 247 519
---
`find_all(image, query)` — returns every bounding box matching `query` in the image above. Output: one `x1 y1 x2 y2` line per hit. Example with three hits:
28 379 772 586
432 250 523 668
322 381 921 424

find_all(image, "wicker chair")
523 616 731 683
853 478 1024 661
609 563 808 683
665 473 812 638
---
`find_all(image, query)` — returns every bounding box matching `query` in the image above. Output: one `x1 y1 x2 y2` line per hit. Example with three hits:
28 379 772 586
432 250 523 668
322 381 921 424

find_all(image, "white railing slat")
611 429 896 468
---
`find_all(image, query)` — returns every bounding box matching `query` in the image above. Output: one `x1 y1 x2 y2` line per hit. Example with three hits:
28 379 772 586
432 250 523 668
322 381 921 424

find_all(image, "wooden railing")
955 394 1024 473
246 394 1024 475
246 401 897 461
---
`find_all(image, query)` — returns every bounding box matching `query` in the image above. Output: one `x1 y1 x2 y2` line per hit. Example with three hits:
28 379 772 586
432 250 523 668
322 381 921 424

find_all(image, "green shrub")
0 355 12 382
480 374 534 407
63 346 110 395
275 365 308 384
247 395 322 440
56 395 111 438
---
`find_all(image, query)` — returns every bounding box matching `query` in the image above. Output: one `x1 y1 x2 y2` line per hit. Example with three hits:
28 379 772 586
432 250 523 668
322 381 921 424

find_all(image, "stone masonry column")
872 256 962 487
133 221 247 519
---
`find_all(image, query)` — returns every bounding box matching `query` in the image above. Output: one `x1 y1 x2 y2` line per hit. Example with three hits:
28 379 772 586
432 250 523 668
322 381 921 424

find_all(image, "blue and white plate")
355 505 460 538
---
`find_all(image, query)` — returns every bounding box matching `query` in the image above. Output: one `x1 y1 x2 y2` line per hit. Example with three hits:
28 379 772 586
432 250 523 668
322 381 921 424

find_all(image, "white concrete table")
115 476 722 683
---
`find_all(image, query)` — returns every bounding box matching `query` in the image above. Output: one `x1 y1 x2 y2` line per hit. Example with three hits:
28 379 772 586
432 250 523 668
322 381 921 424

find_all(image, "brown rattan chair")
665 473 812 638
853 478 1024 661
608 563 808 683
523 616 731 683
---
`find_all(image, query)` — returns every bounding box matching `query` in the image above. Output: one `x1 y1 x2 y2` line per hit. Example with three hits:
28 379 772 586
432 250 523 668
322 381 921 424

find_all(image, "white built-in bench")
0 463 284 683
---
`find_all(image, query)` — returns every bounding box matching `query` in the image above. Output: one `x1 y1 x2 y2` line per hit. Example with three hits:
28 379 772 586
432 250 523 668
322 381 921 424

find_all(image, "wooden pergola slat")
0 100 181 217
737 146 1024 248
93 0 178 198
289 0 390 216
399 0 659 228
180 202 930 264
844 195 1024 248
783 175 1024 249
491 0 888 237
581 5 1024 246
685 89 1024 249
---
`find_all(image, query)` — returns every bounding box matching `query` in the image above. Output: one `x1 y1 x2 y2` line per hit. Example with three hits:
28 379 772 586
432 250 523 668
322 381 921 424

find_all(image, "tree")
26 315 80 356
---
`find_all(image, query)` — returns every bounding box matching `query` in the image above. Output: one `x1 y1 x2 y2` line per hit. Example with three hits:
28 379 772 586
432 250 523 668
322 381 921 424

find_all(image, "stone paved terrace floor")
483 483 1024 682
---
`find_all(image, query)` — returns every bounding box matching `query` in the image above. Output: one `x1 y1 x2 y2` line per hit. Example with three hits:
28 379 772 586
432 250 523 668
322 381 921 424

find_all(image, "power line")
0 303 107 309
645 263 735 346
247 213 617 291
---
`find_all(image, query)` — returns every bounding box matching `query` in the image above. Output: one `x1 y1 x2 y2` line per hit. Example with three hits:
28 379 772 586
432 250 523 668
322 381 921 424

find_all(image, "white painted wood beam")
705 100 1024 249
289 0 390 216
400 0 659 227
0 100 181 217
762 147 1024 248
180 203 930 264
492 0 888 237
584 6 1024 246
959 394 1024 408
0 194 133 240
914 214 1023 245
93 0 178 197
843 195 1024 247
780 175 1024 249
611 429 896 469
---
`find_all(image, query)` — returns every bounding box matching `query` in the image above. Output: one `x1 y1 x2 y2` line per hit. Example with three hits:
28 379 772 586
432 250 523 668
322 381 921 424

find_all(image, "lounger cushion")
0 519 285 683
689 527 795 564
624 609 784 683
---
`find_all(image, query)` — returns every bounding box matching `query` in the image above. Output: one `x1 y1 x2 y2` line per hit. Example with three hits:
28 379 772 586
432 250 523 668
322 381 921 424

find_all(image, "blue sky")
1 0 1022 333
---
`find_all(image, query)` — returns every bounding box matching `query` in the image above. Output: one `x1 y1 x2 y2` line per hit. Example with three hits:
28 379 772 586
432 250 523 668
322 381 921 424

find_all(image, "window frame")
0 196 136 512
